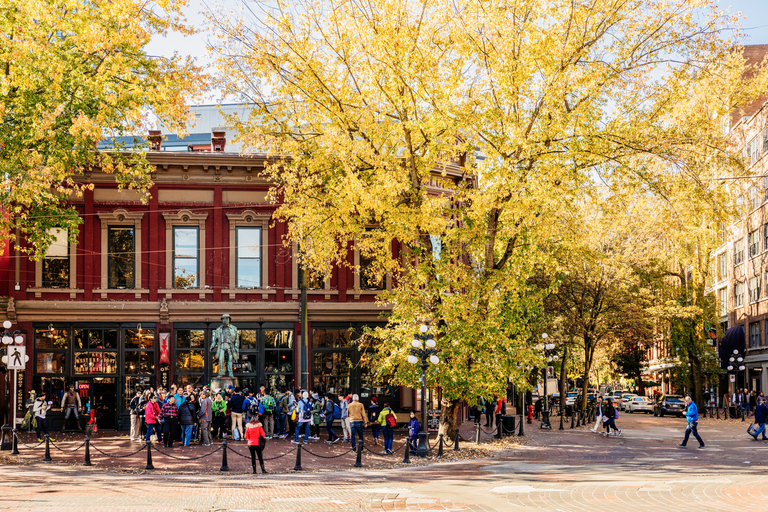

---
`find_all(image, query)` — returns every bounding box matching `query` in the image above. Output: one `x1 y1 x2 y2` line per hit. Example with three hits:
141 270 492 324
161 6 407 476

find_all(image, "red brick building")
0 128 467 430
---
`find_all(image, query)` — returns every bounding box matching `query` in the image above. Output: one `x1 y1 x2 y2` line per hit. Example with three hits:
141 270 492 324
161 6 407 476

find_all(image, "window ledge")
224 288 277 299
93 288 149 299
28 287 84 299
160 288 214 300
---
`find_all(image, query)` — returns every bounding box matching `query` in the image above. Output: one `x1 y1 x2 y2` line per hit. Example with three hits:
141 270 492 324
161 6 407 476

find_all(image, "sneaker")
266 436 272 440
589 429 596 433
617 430 622 436
697 445 705 449
291 440 301 444
326 440 333 444
38 438 44 442
331 438 339 444
677 443 686 448
48 437 56 442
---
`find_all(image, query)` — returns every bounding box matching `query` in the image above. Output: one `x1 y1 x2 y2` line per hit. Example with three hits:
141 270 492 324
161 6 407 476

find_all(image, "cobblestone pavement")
3 413 768 511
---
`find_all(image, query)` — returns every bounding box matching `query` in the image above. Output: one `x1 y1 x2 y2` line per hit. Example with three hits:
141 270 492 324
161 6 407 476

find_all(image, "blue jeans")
146 422 161 443
383 426 394 452
350 421 364 450
181 424 193 446
279 413 287 435
326 419 338 441
294 421 310 442
755 423 767 439
682 421 704 447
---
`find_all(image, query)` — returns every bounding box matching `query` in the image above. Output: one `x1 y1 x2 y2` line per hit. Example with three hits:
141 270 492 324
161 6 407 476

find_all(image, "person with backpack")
339 392 351 441
260 388 277 439
408 411 419 451
602 397 621 436
129 390 143 441
310 393 323 439
324 394 339 443
212 391 227 440
368 397 381 445
244 414 267 474
292 391 312 444
347 393 367 451
228 388 246 440
144 395 162 444
378 402 397 454
243 389 258 425
277 389 291 438
178 393 197 446
752 397 768 441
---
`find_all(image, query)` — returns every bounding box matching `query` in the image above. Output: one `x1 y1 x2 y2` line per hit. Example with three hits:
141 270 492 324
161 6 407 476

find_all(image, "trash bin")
501 415 516 436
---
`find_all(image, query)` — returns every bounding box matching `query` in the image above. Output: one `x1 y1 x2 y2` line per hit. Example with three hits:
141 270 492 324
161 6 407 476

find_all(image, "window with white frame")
717 252 727 282
735 282 745 308
750 321 761 348
173 227 199 288
750 185 759 210
718 287 727 317
42 228 70 288
734 238 745 265
749 230 760 258
749 276 760 303
226 211 270 295
748 136 761 165
736 194 745 216
236 226 262 288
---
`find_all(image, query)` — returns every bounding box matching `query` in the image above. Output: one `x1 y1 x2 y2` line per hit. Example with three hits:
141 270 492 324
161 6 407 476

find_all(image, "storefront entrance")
73 378 118 430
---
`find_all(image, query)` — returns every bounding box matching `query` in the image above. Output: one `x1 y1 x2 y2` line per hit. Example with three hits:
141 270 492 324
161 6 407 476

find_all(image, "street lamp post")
538 333 558 430
1 320 25 450
727 349 746 419
408 324 439 457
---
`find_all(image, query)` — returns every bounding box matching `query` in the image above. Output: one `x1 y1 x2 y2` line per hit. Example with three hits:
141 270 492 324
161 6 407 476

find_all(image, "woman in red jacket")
244 415 267 474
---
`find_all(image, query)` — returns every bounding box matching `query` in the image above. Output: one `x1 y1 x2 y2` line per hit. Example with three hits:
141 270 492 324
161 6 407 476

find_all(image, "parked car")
653 395 685 417
628 396 654 414
565 392 579 406
619 393 638 411
612 390 624 400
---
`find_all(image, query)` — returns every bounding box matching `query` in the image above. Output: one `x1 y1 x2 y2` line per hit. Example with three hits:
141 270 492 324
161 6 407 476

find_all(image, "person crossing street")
678 395 705 449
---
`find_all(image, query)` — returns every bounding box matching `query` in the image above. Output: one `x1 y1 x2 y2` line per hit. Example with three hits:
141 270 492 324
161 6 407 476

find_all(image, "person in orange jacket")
244 415 267 474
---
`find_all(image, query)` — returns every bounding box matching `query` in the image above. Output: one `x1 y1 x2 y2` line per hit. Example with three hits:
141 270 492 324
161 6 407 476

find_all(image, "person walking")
33 392 53 442
378 402 397 454
324 394 339 443
602 398 620 436
408 411 419 451
292 391 312 444
347 394 367 451
244 415 267 474
198 390 213 446
161 395 179 448
310 393 322 440
678 395 705 449
339 392 351 441
368 397 381 444
752 397 768 441
591 396 603 433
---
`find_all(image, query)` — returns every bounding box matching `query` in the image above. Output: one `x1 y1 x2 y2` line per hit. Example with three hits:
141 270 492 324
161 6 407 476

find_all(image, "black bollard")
354 439 363 468
145 441 154 470
11 429 19 455
475 423 481 444
570 411 575 429
453 430 460 451
403 441 411 463
575 410 580 427
293 443 303 471
43 435 52 462
84 437 92 466
742 408 745 422
438 434 444 457
716 406 720 420
559 410 565 430
496 420 502 439
220 440 229 471
518 415 525 436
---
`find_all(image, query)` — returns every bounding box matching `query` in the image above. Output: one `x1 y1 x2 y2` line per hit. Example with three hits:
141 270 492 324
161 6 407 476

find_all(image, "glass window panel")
36 352 66 373
237 227 261 258
140 352 155 374
174 227 198 288
36 328 69 350
360 253 384 290
74 352 117 374
176 350 205 372
126 329 155 349
125 351 140 373
265 350 293 373
124 376 154 411
240 330 258 349
265 374 292 393
103 329 118 349
237 258 261 287
74 329 87 349
265 330 293 349
34 377 66 409
45 228 69 257
108 226 135 288
174 228 198 257
42 257 70 288
88 330 103 349
176 329 204 349
234 353 259 374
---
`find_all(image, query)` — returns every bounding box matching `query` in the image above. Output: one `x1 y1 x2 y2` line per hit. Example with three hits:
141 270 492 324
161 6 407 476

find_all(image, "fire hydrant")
526 404 534 424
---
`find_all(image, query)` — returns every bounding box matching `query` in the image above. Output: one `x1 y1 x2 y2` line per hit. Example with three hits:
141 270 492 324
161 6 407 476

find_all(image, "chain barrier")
363 440 407 455
49 440 87 453
225 445 298 461
152 444 222 461
13 432 45 449
303 446 356 459
89 442 147 458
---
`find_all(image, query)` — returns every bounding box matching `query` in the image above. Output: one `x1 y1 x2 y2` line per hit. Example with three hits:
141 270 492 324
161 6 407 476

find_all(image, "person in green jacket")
378 403 397 453
311 393 323 439
212 392 227 440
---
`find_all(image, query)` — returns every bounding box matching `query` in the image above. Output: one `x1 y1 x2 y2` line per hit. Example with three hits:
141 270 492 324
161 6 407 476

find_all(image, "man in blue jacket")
678 395 705 449
752 397 768 440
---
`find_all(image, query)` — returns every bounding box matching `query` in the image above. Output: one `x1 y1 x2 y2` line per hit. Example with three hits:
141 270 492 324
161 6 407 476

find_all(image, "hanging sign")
159 333 170 364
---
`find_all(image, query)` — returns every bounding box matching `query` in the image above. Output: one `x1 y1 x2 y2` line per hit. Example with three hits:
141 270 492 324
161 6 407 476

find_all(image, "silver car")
628 396 653 414
619 393 637 411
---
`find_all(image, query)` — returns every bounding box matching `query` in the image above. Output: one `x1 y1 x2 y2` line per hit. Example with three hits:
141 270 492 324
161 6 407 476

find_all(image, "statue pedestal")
210 376 239 393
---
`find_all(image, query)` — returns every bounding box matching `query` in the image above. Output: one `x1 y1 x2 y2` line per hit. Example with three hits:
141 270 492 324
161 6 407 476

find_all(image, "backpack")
332 403 342 420
501 400 507 415
385 410 396 428
302 399 312 420
263 395 276 415
249 401 261 417
324 400 335 418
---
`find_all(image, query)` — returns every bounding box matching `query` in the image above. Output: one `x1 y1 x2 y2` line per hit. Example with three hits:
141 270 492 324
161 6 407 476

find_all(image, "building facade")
0 128 466 429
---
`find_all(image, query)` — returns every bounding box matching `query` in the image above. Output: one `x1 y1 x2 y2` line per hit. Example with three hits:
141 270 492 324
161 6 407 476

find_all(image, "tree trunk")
559 344 569 412
437 397 459 439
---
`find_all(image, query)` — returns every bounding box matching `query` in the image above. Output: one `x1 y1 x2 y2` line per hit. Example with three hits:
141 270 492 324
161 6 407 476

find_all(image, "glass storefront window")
125 329 154 349
36 352 66 374
108 226 135 289
33 376 66 409
74 352 118 374
176 329 205 348
176 350 205 372
35 328 69 349
264 330 294 392
312 351 351 395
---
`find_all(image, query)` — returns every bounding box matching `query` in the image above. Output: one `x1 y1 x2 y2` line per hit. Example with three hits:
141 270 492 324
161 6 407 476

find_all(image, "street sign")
729 374 736 383
6 346 26 370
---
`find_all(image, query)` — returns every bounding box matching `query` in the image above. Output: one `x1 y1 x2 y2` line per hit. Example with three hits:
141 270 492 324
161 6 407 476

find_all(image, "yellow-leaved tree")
0 0 206 254
211 0 767 436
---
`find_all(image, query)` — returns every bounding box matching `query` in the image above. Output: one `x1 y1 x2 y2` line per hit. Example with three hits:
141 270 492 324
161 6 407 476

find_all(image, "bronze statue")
211 314 239 378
